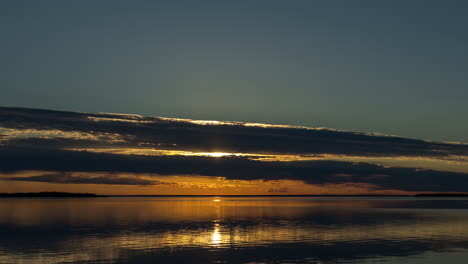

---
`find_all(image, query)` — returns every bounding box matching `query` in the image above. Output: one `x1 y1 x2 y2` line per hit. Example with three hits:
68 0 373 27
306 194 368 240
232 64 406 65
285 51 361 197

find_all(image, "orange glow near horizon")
0 171 412 196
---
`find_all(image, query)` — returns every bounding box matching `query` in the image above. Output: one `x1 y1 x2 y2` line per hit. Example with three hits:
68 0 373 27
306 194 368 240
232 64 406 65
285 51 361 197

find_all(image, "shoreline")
1 192 468 198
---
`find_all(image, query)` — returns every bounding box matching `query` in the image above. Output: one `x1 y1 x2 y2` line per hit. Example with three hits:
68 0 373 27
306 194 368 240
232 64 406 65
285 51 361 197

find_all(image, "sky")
1 0 468 142
1 2 468 195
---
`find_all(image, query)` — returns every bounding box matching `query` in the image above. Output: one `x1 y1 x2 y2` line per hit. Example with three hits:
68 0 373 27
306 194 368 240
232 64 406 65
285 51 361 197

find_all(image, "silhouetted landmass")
2 193 468 198
415 193 468 197
0 192 105 198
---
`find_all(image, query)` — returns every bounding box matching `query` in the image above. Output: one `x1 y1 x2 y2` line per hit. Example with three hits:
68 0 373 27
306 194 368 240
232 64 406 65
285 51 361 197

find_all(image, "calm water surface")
1 197 468 264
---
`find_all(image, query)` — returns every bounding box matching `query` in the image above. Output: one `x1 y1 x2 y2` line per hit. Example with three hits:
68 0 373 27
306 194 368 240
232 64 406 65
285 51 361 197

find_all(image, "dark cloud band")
1 107 468 193
2 106 467 157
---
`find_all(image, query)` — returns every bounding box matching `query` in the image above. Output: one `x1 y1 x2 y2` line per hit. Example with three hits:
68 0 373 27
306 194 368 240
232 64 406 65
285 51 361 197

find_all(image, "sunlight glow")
200 152 232 158
211 222 222 246
64 147 468 174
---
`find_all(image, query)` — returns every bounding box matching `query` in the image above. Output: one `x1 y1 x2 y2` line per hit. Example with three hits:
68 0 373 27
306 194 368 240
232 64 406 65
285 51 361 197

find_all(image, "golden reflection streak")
2 198 468 264
66 207 468 250
211 221 222 246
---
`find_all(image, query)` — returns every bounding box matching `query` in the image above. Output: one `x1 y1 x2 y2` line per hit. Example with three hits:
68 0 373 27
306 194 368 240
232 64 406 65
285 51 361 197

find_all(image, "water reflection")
1 197 468 264
211 221 222 246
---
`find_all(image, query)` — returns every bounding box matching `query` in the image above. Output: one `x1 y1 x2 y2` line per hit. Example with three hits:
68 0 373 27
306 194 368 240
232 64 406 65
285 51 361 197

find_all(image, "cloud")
2 106 467 157
3 172 167 186
1 106 468 193
1 146 468 192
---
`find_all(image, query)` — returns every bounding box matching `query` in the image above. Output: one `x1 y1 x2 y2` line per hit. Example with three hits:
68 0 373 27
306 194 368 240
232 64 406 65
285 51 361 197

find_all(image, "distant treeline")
0 192 105 198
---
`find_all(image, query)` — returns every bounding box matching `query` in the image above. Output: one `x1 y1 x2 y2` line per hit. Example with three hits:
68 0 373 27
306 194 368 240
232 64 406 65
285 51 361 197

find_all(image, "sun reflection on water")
211 222 222 246
3 198 468 264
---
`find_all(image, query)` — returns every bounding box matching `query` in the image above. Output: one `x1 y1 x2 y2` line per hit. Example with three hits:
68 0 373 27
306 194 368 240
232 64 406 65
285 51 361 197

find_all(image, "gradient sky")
1 1 468 142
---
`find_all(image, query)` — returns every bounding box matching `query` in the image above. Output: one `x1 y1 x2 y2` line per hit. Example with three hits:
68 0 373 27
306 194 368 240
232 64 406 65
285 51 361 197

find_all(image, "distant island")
0 192 106 198
414 193 468 197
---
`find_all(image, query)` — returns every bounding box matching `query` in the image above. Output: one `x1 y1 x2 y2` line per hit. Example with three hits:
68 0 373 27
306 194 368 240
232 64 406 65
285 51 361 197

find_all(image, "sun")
203 152 232 158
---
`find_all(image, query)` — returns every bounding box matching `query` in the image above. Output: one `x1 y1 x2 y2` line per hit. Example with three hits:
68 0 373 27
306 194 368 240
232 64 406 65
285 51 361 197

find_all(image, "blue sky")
1 0 467 142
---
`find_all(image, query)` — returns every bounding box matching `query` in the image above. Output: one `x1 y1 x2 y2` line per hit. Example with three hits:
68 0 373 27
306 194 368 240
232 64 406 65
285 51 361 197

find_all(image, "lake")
1 197 468 264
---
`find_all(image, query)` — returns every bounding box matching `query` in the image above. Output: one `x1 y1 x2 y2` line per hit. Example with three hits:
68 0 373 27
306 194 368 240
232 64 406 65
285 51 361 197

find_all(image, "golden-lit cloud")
0 127 125 143
1 106 468 194
64 148 468 174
